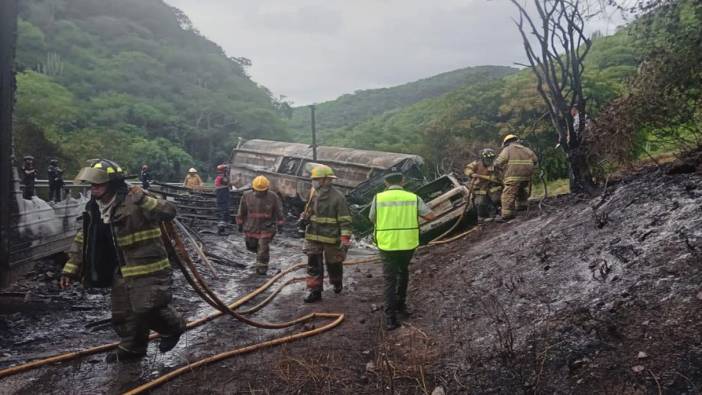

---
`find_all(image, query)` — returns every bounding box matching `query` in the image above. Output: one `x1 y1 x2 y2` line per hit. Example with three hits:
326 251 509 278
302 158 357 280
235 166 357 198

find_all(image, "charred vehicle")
227 139 425 203
228 139 475 243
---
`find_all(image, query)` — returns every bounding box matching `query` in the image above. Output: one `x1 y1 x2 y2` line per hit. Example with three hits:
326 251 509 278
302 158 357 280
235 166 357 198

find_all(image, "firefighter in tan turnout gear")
464 148 502 222
300 165 353 303
494 135 538 221
59 159 185 363
236 175 285 275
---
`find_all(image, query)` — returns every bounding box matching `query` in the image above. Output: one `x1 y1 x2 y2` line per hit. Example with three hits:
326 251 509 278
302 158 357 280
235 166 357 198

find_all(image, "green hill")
288 65 518 143
313 30 640 180
14 0 289 180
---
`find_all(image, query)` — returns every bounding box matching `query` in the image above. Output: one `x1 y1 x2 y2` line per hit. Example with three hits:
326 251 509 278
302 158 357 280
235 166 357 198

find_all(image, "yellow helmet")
502 134 519 147
75 159 125 184
252 175 270 191
310 164 336 179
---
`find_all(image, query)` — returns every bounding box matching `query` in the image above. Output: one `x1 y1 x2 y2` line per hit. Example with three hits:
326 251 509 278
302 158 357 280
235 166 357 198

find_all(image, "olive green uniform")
303 185 353 291
494 143 538 219
62 189 185 356
236 190 285 272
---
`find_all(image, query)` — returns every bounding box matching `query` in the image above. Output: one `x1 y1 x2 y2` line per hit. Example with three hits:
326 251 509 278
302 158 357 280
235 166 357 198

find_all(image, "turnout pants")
245 237 271 271
501 181 530 219
111 271 185 355
381 249 415 318
304 240 347 291
474 190 501 219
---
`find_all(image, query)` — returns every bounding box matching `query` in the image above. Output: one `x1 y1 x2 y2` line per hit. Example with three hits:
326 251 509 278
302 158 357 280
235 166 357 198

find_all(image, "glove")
238 224 243 232
127 186 146 205
340 235 351 247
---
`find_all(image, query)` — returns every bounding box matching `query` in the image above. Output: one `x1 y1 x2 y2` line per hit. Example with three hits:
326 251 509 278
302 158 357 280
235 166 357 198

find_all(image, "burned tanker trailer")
0 1 87 287
227 139 476 241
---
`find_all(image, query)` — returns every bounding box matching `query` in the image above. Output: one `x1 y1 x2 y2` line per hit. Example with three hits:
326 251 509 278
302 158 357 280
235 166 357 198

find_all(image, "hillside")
287 65 518 143
322 31 640 179
14 0 289 180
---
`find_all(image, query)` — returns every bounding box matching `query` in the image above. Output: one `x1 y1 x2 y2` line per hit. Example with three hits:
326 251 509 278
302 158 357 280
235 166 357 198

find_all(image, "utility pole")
0 0 17 285
309 104 317 161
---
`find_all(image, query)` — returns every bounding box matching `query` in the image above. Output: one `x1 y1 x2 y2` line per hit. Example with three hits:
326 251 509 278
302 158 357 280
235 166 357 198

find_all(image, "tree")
510 0 597 193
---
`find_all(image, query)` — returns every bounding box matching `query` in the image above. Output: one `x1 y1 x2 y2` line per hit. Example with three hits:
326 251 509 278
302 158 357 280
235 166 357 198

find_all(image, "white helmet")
188 168 197 173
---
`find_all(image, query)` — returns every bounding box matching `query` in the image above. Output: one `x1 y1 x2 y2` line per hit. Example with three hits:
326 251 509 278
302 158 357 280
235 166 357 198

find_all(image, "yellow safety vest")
374 189 419 251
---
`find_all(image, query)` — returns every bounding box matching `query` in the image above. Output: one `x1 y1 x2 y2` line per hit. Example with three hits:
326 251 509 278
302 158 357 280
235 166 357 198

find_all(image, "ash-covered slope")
412 163 702 393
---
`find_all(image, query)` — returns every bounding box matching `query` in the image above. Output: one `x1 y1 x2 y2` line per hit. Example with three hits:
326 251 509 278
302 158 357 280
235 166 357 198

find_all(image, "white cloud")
166 0 625 105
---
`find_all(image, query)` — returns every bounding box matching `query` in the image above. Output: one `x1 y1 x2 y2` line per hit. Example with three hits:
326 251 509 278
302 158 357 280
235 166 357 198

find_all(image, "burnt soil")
1 161 702 394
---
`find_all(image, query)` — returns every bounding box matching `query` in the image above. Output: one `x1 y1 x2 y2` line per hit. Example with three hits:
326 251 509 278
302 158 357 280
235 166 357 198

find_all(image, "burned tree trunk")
510 0 597 194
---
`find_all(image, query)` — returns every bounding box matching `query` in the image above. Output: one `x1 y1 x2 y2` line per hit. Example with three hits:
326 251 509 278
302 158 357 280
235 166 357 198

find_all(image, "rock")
697 291 702 301
359 318 366 324
365 361 375 372
414 269 423 275
637 351 648 359
361 350 370 355
370 304 380 312
366 273 373 278
45 271 55 278
431 386 446 395
632 365 645 373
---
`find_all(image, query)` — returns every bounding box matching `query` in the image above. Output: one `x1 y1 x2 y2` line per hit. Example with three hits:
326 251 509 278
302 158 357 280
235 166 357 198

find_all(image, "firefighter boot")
303 290 322 303
159 332 182 353
385 315 400 331
397 303 413 319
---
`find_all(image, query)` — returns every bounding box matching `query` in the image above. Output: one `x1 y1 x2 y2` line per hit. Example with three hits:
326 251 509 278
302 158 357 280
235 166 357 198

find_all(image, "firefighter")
300 165 353 303
494 135 538 221
21 155 36 200
59 159 185 363
140 164 152 190
236 175 284 275
369 173 435 330
183 168 203 190
47 158 64 202
214 164 231 235
464 148 502 222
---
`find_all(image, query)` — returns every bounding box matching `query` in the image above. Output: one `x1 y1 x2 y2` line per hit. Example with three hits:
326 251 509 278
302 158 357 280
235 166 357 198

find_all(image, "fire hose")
0 219 382 394
1 205 471 392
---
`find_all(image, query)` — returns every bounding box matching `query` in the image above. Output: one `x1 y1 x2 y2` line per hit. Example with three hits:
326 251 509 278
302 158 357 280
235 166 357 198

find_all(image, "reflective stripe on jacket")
62 189 176 281
464 160 502 194
374 189 419 251
494 143 538 184
304 186 352 245
236 190 284 239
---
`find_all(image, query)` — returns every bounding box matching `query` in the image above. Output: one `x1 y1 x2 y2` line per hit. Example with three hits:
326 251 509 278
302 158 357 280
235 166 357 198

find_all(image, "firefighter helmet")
75 159 126 184
502 134 519 147
480 148 496 160
252 175 270 191
188 168 197 173
310 165 336 179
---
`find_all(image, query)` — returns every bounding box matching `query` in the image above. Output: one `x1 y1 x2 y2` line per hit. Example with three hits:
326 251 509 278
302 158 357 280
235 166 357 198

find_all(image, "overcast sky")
165 0 625 105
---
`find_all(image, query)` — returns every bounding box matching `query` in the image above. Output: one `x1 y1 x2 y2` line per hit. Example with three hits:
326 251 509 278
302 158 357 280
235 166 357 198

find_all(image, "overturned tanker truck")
228 139 477 243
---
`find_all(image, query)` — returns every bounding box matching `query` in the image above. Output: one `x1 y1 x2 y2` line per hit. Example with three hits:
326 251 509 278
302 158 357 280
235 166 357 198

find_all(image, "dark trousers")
381 249 415 317
49 184 62 202
111 272 185 355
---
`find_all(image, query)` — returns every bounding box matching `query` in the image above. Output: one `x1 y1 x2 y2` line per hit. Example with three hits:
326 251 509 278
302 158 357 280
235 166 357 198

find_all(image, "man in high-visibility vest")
369 173 435 330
